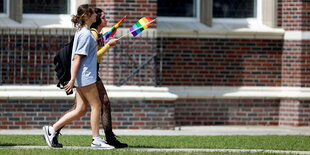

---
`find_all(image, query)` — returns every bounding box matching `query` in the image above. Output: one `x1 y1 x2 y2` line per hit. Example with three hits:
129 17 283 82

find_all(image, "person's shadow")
0 143 17 146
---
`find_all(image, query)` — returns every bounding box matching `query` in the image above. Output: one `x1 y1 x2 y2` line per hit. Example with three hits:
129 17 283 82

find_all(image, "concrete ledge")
1 19 285 40
107 85 177 100
0 16 73 28
0 85 177 100
1 85 310 100
284 31 310 40
169 86 310 99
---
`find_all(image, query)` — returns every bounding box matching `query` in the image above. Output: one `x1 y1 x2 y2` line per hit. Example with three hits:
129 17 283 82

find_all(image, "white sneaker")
91 138 115 149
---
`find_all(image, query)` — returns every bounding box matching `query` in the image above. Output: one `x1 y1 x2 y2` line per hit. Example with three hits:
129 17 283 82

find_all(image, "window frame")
210 0 277 28
157 0 280 39
201 0 277 28
0 0 8 17
23 0 73 19
157 0 200 22
212 0 258 25
0 0 90 27
158 0 263 27
1 0 75 17
212 0 257 19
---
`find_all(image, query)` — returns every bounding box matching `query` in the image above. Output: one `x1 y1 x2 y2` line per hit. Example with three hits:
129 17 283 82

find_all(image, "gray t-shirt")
71 27 97 87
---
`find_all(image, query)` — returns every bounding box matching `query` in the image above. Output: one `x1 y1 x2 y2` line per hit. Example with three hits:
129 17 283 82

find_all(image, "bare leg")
53 92 87 131
77 83 102 137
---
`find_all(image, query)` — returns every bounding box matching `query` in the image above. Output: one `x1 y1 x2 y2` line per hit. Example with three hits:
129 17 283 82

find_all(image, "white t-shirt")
71 27 97 87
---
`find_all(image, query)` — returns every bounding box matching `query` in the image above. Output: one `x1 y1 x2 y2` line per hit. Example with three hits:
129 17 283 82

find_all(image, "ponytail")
71 4 95 28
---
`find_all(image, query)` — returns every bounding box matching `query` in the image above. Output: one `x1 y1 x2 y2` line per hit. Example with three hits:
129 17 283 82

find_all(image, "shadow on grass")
0 143 17 146
0 142 40 147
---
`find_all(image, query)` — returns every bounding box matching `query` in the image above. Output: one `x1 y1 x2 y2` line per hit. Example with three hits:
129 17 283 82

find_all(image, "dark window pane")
0 0 4 13
23 0 69 14
158 0 196 17
213 0 255 18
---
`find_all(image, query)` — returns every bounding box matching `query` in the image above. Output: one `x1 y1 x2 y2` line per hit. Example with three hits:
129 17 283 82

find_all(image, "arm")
97 39 119 63
97 44 110 63
64 54 84 92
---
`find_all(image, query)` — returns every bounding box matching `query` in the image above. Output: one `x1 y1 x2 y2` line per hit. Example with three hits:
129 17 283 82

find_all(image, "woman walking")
43 4 114 149
90 8 128 148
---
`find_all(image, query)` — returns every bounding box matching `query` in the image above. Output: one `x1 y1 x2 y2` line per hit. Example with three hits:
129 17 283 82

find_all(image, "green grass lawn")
0 135 309 155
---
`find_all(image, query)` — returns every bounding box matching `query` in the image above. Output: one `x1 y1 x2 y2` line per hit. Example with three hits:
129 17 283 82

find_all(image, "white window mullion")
261 0 278 28
9 0 22 23
200 0 212 26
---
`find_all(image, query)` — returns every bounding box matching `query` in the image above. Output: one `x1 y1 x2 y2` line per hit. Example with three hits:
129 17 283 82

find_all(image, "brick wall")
282 40 310 87
3 97 309 129
111 100 174 129
175 99 280 126
278 0 310 87
101 35 158 86
279 99 310 126
0 100 74 129
278 0 310 31
176 98 310 126
158 38 283 86
0 99 174 129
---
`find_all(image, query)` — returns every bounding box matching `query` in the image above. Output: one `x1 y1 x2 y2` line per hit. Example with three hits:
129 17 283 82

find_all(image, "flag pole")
118 19 156 40
117 31 131 40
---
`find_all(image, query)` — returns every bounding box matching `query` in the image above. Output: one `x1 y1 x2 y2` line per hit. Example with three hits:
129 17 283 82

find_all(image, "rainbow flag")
129 17 155 37
101 16 126 42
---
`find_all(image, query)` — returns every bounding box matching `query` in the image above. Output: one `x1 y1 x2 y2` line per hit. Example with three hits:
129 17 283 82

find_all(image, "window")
0 0 5 13
157 0 197 17
213 0 256 18
23 0 70 14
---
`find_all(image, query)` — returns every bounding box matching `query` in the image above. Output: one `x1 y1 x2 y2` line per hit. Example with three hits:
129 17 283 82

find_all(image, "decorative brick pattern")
158 38 283 86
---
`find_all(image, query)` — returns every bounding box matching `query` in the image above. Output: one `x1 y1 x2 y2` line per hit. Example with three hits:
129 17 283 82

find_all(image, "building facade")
0 0 309 129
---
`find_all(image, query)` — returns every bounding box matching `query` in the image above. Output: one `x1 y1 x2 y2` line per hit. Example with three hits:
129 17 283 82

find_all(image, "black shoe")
52 130 63 148
106 133 128 148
